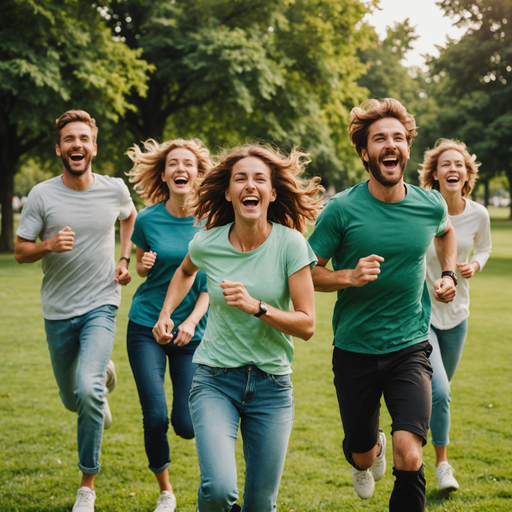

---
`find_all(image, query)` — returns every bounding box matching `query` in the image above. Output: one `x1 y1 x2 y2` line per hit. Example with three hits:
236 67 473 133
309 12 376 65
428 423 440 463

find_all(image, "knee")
171 416 194 440
143 410 169 436
394 444 423 471
352 451 376 470
75 381 103 410
199 480 237 509
432 384 451 406
60 391 79 412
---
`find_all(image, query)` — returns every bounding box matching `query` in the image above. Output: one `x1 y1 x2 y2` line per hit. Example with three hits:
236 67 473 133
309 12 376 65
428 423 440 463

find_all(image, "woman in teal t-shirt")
126 139 212 512
153 143 323 512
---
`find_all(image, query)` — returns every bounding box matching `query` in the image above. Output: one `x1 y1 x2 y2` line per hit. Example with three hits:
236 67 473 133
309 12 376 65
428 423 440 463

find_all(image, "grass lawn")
0 216 511 511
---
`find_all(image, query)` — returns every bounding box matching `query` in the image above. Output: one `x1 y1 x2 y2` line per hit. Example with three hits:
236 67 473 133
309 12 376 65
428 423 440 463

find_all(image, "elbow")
14 250 24 264
300 319 316 341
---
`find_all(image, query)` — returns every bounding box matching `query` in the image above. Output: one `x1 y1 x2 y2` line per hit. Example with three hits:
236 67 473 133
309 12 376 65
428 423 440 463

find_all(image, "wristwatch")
119 256 131 265
441 270 458 286
254 301 268 318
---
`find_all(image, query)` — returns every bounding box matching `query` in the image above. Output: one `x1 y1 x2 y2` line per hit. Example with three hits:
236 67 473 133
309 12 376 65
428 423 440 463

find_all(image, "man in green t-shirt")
308 98 458 512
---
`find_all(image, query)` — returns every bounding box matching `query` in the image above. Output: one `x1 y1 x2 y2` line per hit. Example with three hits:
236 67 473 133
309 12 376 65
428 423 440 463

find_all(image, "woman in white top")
419 139 492 492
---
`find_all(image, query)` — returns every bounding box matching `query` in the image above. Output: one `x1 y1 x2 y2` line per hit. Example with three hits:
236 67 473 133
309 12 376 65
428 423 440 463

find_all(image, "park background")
1 0 512 510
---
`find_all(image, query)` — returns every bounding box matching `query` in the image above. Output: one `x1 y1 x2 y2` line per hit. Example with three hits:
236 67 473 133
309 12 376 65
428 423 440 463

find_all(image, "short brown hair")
189 143 324 234
126 138 213 206
419 138 480 197
349 98 417 169
54 110 98 144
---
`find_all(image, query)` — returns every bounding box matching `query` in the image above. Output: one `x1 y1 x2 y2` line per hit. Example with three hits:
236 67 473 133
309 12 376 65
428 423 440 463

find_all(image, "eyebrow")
372 131 405 139
168 158 194 163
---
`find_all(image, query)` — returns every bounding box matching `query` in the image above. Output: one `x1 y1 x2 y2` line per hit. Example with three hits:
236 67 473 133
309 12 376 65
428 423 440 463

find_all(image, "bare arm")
221 265 316 341
153 253 199 344
14 227 75 264
135 246 157 278
115 208 137 286
173 292 210 347
433 220 457 303
311 254 384 292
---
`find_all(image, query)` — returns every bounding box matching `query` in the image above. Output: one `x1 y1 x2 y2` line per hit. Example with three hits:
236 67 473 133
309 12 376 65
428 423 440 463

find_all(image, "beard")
367 151 407 187
61 152 93 176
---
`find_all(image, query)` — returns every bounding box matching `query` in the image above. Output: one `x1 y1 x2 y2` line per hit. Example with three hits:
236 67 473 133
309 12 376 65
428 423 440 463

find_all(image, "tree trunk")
483 177 490 207
0 163 15 253
505 168 512 220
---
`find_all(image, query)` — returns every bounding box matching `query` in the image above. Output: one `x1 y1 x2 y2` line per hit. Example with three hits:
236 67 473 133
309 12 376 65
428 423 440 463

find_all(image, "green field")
1 217 511 511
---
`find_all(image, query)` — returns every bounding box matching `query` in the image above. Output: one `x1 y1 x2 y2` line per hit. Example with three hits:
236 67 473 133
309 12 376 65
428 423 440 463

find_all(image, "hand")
350 255 385 287
434 277 457 303
174 319 196 347
153 316 175 345
115 264 132 286
50 226 75 253
141 250 157 270
220 280 259 315
457 261 478 279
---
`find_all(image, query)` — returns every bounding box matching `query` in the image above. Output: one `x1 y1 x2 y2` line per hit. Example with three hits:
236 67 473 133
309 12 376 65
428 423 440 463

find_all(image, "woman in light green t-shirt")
153 143 323 512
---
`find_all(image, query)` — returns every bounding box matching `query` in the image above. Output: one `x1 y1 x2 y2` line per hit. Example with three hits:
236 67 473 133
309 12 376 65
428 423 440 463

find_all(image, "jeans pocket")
270 374 293 389
195 364 224 378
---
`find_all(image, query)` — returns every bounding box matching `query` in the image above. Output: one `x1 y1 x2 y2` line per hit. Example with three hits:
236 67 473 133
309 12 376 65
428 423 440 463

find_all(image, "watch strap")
441 270 457 286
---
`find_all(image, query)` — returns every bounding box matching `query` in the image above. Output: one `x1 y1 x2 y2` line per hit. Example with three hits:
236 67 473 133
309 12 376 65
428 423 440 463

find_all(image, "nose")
385 136 397 150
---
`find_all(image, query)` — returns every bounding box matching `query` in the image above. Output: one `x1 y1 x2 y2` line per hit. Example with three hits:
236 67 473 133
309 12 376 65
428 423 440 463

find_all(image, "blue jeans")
44 304 117 474
126 320 198 473
429 320 468 447
189 365 294 512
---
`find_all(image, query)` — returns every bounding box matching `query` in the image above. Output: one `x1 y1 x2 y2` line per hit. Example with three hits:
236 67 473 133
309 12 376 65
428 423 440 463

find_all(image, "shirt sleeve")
307 197 344 260
131 211 149 251
472 207 492 271
196 269 208 292
16 188 45 241
117 179 135 220
285 230 318 277
188 231 204 269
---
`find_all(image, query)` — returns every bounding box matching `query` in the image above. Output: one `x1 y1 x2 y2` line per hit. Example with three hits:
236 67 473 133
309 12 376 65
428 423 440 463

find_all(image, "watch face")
260 301 268 313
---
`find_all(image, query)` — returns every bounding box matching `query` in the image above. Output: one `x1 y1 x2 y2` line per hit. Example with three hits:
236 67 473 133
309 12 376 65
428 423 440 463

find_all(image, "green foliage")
0 0 151 251
101 0 375 188
1 219 512 510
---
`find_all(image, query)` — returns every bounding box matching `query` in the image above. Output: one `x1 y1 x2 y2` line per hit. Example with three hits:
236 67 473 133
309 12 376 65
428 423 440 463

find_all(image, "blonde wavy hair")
419 139 480 197
126 138 213 205
189 143 325 233
349 98 417 170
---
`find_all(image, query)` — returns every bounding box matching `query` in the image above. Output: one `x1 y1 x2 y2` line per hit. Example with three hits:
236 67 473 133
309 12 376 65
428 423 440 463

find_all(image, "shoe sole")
106 360 117 394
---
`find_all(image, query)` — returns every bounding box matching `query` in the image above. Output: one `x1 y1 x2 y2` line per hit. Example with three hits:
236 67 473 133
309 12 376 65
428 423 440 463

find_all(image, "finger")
365 254 385 262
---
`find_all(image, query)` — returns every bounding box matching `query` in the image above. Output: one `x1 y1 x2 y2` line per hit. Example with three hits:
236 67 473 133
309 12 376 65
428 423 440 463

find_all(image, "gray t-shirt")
17 174 134 320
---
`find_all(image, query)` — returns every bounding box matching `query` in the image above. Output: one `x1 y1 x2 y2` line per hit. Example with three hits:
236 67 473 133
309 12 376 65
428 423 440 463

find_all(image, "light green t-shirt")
308 181 447 355
189 222 317 375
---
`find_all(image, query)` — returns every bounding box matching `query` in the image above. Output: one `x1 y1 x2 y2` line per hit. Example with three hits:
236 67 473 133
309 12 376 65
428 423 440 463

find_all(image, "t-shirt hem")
431 314 469 331
333 337 430 355
43 300 120 321
192 357 292 375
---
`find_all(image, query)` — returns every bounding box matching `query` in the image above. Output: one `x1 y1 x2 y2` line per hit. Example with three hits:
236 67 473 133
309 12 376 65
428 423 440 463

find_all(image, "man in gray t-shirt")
15 110 136 512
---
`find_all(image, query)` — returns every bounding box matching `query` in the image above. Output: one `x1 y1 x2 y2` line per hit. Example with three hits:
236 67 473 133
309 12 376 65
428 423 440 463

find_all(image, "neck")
367 177 406 203
61 168 94 191
441 190 465 215
165 195 189 218
230 217 272 252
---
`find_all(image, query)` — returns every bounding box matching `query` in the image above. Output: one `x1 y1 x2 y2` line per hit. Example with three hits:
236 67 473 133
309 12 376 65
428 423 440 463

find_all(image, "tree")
0 0 151 252
430 0 512 213
101 0 375 189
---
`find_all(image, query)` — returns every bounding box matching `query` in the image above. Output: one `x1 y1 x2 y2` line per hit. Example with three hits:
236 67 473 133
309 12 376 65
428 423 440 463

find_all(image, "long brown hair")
126 138 212 206
189 143 324 233
419 138 480 197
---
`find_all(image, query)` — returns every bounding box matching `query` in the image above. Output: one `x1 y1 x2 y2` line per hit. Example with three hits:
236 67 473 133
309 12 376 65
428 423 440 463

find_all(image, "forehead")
232 156 270 176
439 149 465 162
167 147 197 163
60 121 94 140
367 117 407 139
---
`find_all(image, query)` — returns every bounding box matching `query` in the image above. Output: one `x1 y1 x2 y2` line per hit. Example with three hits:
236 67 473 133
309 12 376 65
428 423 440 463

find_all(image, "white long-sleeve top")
426 198 492 330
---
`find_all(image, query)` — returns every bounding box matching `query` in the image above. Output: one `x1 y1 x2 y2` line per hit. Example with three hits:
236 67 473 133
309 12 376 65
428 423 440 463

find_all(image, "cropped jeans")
189 364 294 512
126 320 198 473
44 304 117 474
429 319 468 447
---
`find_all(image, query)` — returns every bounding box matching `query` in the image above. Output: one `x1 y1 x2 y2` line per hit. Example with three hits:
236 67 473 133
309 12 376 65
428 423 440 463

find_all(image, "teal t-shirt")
189 222 317 375
128 202 208 340
308 182 447 355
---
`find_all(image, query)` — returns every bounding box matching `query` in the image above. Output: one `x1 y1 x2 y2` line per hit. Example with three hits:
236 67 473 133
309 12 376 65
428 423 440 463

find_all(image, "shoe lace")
355 469 372 485
157 493 176 511
76 489 94 506
438 463 455 478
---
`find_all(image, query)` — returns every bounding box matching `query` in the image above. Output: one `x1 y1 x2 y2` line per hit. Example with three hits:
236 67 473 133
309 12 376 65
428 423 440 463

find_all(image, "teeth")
243 196 259 202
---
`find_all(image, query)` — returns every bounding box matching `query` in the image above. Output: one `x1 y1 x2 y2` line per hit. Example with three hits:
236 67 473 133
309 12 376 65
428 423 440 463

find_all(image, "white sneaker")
351 467 375 499
154 491 177 512
370 430 386 482
103 397 112 430
435 461 459 492
106 360 117 394
73 487 96 511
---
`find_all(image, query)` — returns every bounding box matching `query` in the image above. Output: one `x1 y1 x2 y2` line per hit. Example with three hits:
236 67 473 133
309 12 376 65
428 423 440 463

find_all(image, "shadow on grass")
426 488 458 506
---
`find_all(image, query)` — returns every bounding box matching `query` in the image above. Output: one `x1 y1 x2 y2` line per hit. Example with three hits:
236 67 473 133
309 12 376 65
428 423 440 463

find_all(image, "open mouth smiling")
174 176 189 185
447 176 459 183
241 196 259 208
70 153 85 162
382 156 399 170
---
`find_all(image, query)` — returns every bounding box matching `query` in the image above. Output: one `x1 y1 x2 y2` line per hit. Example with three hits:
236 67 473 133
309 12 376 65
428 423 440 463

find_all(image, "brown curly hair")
126 138 213 206
189 143 324 234
54 110 98 144
349 98 417 170
419 139 480 197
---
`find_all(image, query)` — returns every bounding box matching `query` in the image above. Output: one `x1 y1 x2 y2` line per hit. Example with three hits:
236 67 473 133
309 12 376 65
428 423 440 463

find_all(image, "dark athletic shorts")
332 341 433 454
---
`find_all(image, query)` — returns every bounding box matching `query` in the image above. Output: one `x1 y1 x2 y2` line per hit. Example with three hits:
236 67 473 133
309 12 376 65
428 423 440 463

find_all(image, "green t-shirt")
129 202 208 339
308 181 447 355
189 222 317 375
